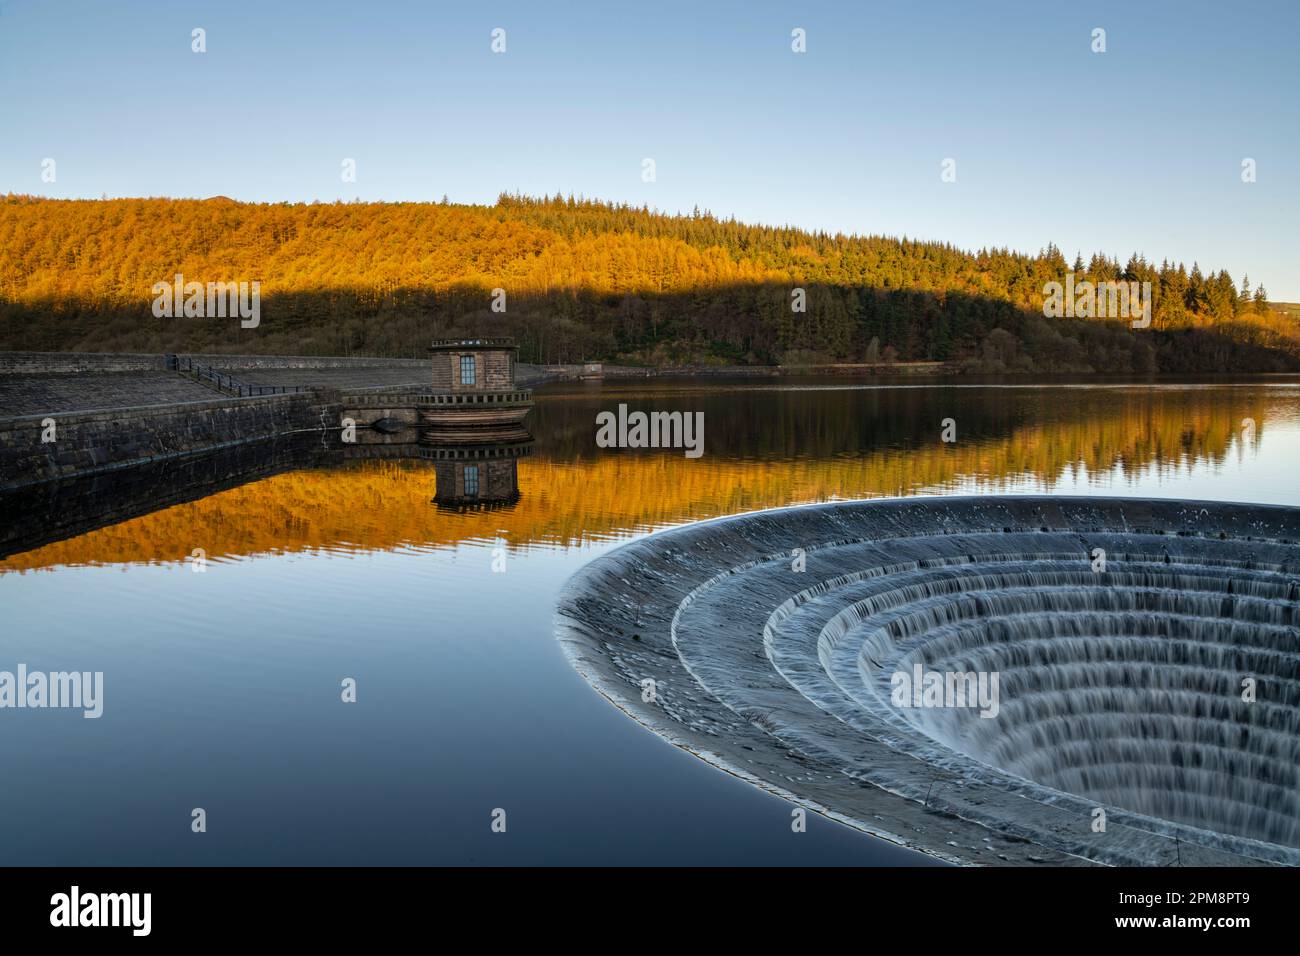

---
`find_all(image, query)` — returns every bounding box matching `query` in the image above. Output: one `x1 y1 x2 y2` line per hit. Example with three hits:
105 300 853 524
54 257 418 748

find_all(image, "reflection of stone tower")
337 338 535 508
421 338 533 443
423 436 533 510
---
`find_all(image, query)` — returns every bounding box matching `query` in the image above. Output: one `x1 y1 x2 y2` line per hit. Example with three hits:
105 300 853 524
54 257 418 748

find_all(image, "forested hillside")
2 193 1296 372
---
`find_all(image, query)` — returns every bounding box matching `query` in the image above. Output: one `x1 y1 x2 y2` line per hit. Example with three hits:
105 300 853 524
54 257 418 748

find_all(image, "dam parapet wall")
0 391 341 489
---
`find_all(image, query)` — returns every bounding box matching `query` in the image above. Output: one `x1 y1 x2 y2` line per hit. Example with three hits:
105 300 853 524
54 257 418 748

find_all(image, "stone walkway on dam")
0 364 452 418
0 372 219 416
0 359 553 419
232 367 429 389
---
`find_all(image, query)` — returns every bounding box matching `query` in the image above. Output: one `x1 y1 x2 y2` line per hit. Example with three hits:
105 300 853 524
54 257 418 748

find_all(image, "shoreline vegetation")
2 193 1297 374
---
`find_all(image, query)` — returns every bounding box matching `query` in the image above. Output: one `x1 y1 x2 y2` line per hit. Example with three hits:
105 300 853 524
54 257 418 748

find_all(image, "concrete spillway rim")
554 494 1300 866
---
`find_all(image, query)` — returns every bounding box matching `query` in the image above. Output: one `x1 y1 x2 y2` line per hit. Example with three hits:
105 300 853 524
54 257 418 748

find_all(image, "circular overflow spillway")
555 497 1300 866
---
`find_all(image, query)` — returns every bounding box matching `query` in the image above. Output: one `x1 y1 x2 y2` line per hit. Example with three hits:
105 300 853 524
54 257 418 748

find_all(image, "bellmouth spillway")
554 496 1300 866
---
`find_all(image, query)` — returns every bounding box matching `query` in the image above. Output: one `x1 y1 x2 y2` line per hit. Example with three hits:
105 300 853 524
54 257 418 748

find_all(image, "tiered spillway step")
557 497 1300 866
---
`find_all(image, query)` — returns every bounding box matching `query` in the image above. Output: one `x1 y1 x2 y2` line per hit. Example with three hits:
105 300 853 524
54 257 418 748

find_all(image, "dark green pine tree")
1187 263 1205 314
1254 284 1269 315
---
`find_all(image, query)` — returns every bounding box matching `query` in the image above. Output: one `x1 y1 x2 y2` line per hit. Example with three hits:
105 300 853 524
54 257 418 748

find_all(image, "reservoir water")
2 378 1298 864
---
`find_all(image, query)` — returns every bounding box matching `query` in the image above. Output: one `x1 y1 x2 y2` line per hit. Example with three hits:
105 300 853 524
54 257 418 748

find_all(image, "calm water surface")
2 379 1298 864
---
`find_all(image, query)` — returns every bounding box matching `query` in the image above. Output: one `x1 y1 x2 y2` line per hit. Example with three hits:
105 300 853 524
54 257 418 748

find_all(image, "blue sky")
1 0 1296 297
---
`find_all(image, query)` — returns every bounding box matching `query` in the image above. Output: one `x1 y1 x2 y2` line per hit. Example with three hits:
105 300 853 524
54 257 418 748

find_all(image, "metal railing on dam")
167 355 306 398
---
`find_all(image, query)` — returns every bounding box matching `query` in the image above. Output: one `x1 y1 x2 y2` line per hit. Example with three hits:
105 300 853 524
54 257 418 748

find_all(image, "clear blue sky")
2 0 1296 297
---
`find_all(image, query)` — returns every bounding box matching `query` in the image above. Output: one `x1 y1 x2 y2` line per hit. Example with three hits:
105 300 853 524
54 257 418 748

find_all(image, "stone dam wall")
0 392 337 489
0 352 438 486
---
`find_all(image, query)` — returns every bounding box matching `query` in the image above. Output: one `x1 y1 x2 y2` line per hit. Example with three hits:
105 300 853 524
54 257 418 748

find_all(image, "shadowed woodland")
2 193 1296 372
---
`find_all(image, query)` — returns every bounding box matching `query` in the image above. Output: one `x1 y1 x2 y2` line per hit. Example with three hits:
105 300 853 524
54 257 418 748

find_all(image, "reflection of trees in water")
0 388 1276 570
530 384 1266 464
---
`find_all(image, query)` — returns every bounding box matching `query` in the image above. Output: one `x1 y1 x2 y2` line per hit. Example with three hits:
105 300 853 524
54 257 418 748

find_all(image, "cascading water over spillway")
830 555 1299 847
556 497 1300 866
